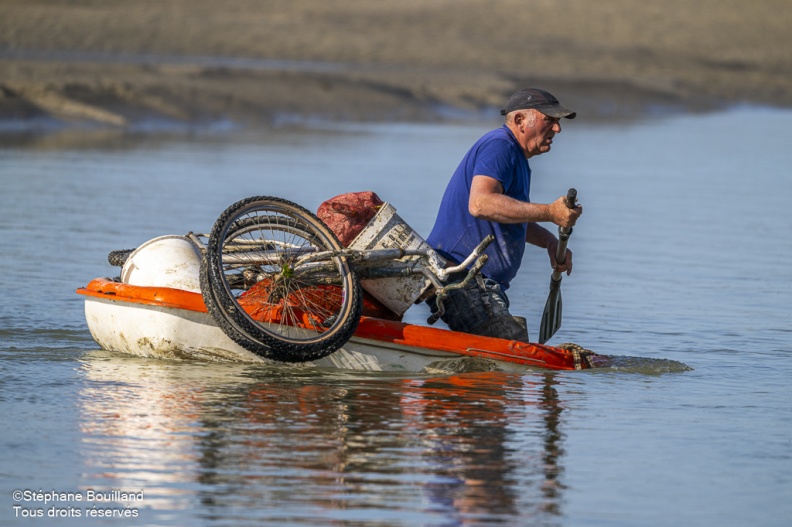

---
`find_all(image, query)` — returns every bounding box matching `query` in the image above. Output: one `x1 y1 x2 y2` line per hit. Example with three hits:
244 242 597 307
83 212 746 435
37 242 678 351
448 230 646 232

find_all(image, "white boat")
78 236 599 372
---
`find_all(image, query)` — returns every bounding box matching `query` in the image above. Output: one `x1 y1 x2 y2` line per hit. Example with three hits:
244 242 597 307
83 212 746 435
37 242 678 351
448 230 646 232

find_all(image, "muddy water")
1 107 791 526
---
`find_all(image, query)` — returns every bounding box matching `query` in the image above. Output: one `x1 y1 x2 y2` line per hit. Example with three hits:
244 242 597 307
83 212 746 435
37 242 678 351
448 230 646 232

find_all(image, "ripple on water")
589 354 693 374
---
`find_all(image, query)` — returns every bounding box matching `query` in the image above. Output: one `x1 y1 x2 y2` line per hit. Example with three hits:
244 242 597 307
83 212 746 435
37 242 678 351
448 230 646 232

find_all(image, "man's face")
519 110 562 158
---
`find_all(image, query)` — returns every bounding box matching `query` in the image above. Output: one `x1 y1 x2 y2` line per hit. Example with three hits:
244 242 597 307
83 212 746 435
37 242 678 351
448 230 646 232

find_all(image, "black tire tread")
200 196 362 363
108 249 135 267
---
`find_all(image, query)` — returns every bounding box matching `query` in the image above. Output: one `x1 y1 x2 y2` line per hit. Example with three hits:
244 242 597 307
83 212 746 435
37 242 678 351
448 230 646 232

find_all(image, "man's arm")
468 175 581 228
470 175 577 274
525 222 556 249
526 223 573 274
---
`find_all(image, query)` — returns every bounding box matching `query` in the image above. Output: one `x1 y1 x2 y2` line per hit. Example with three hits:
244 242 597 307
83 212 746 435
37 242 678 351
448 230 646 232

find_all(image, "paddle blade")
538 278 563 344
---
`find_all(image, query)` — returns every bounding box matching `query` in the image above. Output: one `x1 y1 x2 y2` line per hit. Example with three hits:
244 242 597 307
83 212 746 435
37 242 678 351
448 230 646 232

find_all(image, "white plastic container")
121 235 203 293
348 203 443 316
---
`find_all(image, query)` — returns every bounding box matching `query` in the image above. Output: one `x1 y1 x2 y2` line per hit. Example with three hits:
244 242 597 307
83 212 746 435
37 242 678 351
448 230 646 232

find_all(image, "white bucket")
348 203 443 316
121 235 203 293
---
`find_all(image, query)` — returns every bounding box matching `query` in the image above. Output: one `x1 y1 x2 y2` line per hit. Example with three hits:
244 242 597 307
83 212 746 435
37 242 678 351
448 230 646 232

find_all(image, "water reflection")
77 356 218 516
77 354 570 525
400 372 566 524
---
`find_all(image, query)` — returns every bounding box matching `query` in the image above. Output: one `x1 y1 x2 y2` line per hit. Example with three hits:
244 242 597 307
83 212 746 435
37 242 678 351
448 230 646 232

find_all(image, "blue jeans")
426 276 530 342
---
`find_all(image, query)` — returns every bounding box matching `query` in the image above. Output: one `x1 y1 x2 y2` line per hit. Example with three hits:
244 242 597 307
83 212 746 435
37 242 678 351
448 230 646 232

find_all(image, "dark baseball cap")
500 88 576 119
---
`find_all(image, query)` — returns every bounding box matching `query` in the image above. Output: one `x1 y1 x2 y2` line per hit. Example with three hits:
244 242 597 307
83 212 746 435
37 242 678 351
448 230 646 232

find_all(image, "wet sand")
1 0 790 129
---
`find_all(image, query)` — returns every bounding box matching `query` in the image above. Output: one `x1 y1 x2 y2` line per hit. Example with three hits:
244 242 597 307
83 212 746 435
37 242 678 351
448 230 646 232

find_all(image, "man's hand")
546 239 574 275
548 195 582 228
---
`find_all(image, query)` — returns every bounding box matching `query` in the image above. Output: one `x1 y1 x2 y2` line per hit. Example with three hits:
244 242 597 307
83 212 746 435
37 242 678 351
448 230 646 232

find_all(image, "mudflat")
2 0 790 128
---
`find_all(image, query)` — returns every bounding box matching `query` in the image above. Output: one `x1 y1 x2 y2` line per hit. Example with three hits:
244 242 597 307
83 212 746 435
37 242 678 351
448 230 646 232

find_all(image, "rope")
557 342 597 370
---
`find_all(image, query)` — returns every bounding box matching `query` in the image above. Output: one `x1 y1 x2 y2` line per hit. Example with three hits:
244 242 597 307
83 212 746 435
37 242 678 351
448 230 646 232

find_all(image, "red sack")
317 191 384 247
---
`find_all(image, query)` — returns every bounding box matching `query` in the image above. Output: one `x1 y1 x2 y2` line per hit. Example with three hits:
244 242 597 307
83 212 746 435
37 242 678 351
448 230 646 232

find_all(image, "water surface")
1 107 790 526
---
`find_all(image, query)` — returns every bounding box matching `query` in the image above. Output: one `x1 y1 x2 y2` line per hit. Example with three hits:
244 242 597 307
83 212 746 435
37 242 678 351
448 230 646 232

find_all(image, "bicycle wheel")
200 196 362 362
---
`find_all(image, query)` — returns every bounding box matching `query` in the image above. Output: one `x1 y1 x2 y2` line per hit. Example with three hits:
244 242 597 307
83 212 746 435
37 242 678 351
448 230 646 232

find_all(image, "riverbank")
1 0 790 130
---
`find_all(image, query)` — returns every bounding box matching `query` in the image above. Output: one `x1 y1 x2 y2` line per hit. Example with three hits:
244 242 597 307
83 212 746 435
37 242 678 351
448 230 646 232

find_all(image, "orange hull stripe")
77 278 208 313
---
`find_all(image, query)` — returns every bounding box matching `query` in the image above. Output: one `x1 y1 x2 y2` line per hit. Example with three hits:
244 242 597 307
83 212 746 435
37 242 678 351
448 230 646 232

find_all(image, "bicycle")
193 196 494 363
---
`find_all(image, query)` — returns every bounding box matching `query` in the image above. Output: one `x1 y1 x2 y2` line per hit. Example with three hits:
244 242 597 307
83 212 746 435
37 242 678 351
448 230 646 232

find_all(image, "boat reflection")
76 353 258 516
77 353 569 525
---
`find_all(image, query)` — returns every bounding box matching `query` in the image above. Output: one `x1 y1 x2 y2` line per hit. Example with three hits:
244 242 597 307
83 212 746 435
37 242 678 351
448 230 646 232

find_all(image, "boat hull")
78 278 594 372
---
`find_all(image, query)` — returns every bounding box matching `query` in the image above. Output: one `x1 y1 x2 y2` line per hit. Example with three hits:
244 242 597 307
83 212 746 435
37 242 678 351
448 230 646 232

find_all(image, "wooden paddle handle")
552 188 577 278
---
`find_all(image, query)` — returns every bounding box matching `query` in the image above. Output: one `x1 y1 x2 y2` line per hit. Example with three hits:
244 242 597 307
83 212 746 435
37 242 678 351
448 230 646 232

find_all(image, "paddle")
538 188 578 344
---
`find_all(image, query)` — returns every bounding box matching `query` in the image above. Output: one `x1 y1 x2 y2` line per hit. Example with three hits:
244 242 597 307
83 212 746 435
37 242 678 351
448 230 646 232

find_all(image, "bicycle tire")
200 196 362 362
108 249 135 267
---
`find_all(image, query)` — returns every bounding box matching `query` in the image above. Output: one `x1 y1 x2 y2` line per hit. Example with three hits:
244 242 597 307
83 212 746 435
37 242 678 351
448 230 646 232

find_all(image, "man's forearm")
525 222 556 249
469 190 552 224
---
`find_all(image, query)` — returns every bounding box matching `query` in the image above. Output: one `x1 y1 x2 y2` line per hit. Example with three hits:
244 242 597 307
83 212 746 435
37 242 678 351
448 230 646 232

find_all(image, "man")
426 88 582 342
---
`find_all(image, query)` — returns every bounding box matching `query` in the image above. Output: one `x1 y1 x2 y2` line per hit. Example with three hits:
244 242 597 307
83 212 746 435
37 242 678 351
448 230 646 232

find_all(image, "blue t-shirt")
427 125 531 289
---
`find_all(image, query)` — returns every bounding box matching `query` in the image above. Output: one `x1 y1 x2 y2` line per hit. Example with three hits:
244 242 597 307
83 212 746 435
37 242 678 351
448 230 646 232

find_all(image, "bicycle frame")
189 231 494 324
